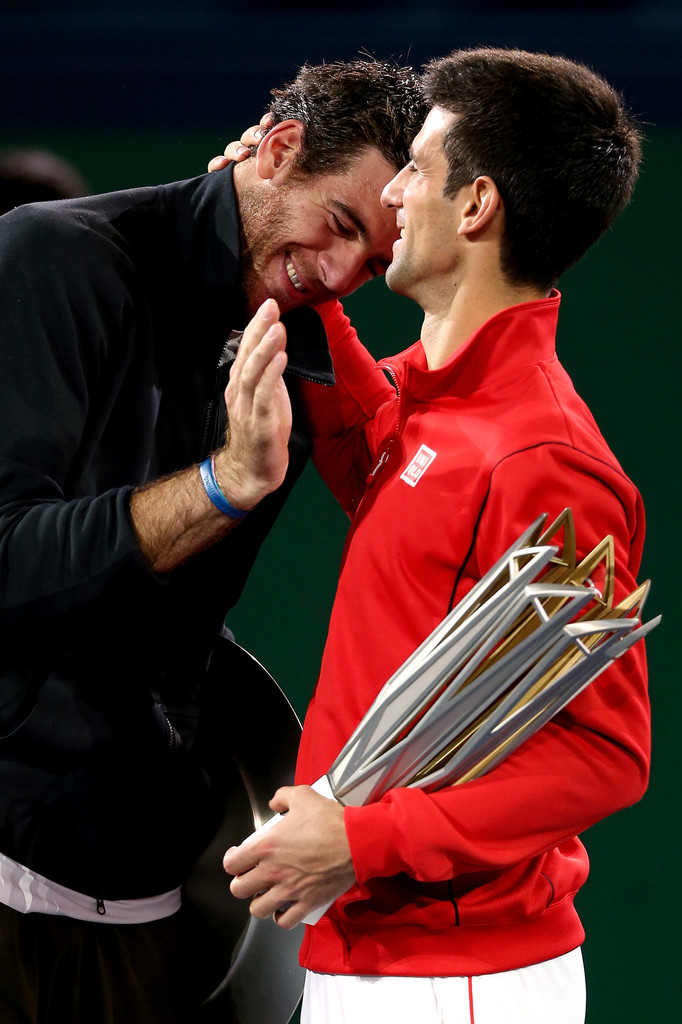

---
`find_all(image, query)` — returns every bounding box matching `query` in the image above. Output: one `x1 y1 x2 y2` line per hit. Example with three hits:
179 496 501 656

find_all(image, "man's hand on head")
207 114 276 172
222 784 356 930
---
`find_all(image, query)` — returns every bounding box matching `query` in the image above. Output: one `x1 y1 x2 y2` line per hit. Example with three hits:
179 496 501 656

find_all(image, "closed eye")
331 213 354 238
330 200 368 242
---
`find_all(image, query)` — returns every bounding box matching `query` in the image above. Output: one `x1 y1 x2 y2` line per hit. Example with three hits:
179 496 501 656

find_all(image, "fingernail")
237 145 249 157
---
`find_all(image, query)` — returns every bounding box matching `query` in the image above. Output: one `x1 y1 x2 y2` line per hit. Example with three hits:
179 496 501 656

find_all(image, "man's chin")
278 290 312 314
385 263 412 298
246 287 306 317
280 287 334 312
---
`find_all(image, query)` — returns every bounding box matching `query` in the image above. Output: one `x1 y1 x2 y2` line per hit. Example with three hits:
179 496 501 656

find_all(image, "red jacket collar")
380 291 561 399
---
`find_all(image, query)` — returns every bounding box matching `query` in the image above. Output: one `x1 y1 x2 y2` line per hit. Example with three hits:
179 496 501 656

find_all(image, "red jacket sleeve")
303 301 396 517
344 444 650 884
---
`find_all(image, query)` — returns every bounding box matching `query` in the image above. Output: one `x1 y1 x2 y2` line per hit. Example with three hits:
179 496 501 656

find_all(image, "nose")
317 243 369 296
381 164 408 209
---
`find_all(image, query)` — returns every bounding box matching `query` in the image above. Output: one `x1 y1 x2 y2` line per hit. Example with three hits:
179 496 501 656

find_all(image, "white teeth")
286 257 304 291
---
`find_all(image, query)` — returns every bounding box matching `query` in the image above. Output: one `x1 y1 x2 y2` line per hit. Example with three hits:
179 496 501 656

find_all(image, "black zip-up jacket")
0 167 334 900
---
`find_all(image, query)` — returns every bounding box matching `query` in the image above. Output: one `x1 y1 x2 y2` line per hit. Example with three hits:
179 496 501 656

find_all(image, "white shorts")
301 948 585 1024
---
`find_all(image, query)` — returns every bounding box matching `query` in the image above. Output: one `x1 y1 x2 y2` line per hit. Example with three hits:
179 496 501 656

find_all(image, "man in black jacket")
0 60 425 1023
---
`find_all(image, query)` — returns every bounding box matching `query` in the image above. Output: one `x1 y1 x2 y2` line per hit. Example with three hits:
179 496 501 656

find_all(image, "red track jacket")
296 293 650 977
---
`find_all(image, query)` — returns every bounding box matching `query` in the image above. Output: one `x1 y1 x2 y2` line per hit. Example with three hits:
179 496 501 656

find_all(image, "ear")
457 176 503 237
254 119 305 184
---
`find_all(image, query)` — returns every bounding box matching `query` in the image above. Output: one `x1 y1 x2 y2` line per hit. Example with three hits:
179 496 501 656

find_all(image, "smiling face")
382 107 462 309
238 146 400 315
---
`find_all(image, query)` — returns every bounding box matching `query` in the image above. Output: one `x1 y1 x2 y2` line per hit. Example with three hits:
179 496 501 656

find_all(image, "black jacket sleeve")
0 201 164 657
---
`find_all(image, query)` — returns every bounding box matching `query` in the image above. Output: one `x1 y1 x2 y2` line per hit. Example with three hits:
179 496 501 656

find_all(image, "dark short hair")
423 48 643 290
267 58 427 175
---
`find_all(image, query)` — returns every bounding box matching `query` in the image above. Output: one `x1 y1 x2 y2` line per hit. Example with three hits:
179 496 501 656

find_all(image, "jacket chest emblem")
400 444 437 487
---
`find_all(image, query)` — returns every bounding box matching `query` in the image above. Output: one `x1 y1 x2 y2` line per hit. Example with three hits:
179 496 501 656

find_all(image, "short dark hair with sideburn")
266 59 428 176
422 48 643 291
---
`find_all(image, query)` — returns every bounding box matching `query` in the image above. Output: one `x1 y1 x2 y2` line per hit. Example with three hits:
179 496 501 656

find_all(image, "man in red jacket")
224 48 648 1024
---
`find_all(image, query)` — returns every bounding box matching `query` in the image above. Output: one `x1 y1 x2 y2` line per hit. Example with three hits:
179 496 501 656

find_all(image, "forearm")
310 301 392 514
344 670 650 886
129 451 255 574
131 299 290 573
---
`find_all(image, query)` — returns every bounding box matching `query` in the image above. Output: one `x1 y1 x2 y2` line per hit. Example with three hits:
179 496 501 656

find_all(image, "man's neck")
420 277 548 370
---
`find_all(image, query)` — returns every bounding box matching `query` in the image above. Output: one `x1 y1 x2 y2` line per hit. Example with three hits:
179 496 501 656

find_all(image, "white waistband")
0 850 182 924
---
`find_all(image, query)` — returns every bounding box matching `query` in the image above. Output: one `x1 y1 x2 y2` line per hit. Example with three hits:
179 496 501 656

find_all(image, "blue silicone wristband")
199 457 249 520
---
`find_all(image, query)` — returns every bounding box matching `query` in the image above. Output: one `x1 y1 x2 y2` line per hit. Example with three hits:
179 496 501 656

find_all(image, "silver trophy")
240 509 660 925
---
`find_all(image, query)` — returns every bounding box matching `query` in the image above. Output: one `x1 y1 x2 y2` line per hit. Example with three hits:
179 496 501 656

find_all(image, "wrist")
199 454 252 519
209 449 267 515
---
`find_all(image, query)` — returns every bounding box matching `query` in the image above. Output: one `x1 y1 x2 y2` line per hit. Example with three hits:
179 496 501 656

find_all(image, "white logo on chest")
400 444 437 487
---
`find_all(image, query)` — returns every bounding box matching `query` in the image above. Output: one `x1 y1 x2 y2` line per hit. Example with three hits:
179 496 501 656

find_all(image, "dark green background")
4 122 679 1020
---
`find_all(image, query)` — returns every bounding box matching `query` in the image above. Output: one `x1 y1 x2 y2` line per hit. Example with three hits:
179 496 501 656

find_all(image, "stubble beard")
239 182 298 313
